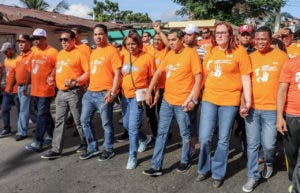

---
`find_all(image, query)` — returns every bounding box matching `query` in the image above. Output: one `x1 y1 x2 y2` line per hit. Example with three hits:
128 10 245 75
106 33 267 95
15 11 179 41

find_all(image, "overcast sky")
1 0 300 21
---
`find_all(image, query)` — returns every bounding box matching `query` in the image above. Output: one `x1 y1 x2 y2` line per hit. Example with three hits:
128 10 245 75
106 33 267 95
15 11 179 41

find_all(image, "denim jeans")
80 91 114 152
151 99 191 170
198 101 238 180
17 85 37 136
121 97 147 158
1 92 19 131
245 109 277 181
33 97 54 145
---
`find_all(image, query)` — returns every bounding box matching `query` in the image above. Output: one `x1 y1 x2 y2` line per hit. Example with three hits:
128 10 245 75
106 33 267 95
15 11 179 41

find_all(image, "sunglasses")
32 36 42 40
59 38 70 42
16 40 26 43
202 31 209 34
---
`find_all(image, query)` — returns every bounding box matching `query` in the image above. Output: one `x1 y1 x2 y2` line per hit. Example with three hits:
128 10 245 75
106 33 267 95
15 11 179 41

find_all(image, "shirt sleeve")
111 47 122 70
238 46 252 75
190 49 202 75
279 60 292 83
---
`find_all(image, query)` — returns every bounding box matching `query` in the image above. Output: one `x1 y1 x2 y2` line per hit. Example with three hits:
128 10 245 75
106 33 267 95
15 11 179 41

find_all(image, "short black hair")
62 30 76 39
168 28 185 39
93 24 108 34
256 26 272 39
19 34 31 41
283 27 293 35
143 32 151 37
71 27 83 34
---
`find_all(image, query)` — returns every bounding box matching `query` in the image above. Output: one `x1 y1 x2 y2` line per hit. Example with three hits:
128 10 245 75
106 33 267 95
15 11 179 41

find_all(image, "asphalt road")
0 106 291 193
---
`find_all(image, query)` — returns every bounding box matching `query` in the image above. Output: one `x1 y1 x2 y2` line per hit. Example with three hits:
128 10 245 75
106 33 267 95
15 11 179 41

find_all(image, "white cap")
32 28 47 37
0 42 13 52
81 39 88 44
184 24 200 34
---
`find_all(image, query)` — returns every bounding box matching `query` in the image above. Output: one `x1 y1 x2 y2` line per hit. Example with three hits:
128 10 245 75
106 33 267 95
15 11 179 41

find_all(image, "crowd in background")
0 21 300 193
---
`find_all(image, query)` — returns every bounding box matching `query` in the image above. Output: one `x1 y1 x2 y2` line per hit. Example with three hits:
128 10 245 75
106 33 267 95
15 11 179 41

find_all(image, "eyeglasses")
215 31 228 35
202 31 209 34
59 38 70 42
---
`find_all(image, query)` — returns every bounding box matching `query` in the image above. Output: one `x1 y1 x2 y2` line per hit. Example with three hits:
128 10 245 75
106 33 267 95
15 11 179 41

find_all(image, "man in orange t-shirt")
41 30 89 159
79 24 122 161
277 56 300 192
25 28 58 151
277 28 300 58
143 28 202 176
242 26 289 192
14 34 36 141
0 42 19 138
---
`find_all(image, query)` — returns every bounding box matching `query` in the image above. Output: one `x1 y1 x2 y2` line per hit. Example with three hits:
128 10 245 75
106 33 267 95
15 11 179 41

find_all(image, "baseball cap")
32 28 47 37
0 42 13 53
239 25 253 34
184 24 200 34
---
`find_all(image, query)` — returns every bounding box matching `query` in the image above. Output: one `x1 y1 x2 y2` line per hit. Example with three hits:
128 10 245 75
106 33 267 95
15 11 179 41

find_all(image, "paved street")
0 106 290 193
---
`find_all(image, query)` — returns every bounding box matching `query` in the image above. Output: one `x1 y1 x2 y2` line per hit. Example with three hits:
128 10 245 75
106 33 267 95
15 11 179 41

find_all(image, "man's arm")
240 74 252 117
146 69 162 107
276 82 289 135
104 68 121 104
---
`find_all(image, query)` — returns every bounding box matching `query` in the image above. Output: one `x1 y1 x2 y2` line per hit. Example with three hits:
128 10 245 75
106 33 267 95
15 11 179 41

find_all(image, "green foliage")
19 0 68 12
92 0 152 23
20 0 49 10
172 0 286 26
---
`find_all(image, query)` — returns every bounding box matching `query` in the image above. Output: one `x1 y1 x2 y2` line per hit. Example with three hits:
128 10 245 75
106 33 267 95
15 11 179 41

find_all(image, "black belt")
18 84 25 86
61 86 81 92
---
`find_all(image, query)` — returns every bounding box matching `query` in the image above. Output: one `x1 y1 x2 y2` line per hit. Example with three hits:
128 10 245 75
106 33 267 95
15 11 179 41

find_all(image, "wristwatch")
110 92 117 98
191 99 198 105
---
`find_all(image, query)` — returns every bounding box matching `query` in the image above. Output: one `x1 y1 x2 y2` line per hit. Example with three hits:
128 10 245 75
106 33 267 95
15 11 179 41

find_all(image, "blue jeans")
1 92 19 131
151 99 191 170
33 97 54 145
80 91 114 152
245 109 277 181
17 85 37 136
198 101 238 180
121 97 147 158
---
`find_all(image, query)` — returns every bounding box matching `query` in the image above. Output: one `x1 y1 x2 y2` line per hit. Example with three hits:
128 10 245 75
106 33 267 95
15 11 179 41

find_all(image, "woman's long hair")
211 22 238 53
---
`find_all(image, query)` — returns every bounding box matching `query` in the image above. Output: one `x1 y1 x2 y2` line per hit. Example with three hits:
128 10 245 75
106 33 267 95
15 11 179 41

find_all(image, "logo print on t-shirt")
121 64 140 75
91 57 104 74
166 64 180 78
255 65 278 82
296 72 300 89
56 59 70 74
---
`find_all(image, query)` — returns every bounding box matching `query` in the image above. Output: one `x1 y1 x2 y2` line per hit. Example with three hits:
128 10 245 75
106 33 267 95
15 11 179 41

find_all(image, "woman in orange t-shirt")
121 32 156 170
197 22 252 186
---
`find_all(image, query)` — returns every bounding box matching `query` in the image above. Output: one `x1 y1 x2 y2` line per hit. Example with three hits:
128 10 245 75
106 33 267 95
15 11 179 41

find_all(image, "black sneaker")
41 150 61 159
79 150 100 160
117 131 129 142
212 179 223 188
75 144 87 153
0 129 12 138
195 173 209 182
176 163 191 173
98 150 115 161
15 135 27 141
143 168 163 176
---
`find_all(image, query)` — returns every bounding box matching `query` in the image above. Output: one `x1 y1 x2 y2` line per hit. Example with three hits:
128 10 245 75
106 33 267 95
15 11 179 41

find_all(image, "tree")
92 0 152 23
19 0 68 13
172 0 286 26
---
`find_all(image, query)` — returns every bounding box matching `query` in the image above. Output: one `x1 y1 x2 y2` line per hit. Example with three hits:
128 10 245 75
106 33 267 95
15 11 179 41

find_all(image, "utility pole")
274 7 281 32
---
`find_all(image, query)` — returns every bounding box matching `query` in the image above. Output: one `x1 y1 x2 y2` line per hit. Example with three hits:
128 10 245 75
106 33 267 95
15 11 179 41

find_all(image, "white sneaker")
242 178 258 192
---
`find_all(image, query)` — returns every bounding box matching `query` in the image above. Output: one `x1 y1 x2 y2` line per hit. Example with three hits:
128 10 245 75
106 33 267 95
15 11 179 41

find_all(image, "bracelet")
191 99 198 105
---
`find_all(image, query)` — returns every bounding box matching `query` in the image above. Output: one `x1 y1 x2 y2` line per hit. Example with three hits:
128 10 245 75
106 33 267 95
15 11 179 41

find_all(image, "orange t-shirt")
202 46 252 106
279 56 300 116
154 47 168 89
88 44 122 91
250 48 288 110
121 51 156 98
4 58 18 94
159 47 202 105
56 48 89 91
77 44 92 59
28 46 58 97
286 42 300 59
143 44 155 56
197 38 212 48
15 50 33 85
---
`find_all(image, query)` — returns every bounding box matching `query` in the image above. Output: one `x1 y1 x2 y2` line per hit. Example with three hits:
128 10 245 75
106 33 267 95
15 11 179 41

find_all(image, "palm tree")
20 0 49 10
19 0 68 12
